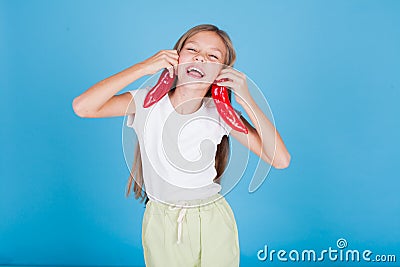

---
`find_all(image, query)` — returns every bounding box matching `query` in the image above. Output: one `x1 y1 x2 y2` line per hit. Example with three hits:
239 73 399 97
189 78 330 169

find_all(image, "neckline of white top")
166 92 207 116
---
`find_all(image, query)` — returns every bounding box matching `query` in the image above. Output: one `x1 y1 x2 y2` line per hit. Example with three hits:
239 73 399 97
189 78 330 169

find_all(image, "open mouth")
186 66 205 79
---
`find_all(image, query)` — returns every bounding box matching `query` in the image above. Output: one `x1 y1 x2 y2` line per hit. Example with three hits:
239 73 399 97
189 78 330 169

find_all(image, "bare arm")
72 63 146 118
230 100 291 169
72 50 179 118
216 68 291 169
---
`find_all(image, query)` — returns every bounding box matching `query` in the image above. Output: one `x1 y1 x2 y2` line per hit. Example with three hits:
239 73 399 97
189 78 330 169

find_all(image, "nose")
193 54 205 62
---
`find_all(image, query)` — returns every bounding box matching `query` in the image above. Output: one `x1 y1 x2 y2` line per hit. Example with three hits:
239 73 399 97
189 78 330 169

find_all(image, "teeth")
187 67 205 77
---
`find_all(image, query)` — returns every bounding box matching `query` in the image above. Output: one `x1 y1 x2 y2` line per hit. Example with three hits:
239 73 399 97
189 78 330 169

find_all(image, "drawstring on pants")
168 202 189 244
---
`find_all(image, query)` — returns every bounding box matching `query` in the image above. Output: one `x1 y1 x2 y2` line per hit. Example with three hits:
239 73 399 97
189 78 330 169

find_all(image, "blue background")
1 0 399 266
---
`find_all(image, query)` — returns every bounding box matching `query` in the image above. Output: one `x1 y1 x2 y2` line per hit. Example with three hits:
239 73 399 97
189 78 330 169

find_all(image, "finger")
220 69 247 83
166 60 179 73
216 80 235 89
215 72 239 83
160 54 177 68
166 50 179 60
219 68 243 80
165 54 179 62
169 49 179 55
156 51 178 64
166 57 179 78
167 65 174 78
219 66 234 73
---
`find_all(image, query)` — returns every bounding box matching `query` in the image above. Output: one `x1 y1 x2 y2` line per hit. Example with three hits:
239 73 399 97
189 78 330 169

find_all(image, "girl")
73 24 290 267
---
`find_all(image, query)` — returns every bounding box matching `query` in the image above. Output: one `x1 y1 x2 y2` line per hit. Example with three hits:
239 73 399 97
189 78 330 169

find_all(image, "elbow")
273 152 291 169
72 97 88 118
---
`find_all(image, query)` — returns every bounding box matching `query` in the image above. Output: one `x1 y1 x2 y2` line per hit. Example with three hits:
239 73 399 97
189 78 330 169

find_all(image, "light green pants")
142 193 240 267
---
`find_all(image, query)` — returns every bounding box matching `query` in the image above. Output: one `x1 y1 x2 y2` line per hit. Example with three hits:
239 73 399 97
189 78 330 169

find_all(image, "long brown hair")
125 24 237 204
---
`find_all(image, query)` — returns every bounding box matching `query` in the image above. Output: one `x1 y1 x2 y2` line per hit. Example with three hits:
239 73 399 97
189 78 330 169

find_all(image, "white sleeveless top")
126 87 241 204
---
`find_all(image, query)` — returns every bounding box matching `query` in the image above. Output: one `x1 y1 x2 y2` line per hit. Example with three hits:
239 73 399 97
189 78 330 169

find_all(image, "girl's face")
176 31 227 87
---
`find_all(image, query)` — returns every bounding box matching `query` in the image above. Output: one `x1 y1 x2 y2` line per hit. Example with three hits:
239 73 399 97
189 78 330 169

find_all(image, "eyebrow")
185 41 223 54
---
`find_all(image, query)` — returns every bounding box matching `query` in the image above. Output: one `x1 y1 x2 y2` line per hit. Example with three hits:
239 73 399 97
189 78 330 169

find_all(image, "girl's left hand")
215 68 251 107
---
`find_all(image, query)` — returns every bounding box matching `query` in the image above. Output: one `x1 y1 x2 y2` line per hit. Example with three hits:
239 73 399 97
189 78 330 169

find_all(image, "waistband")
148 193 224 210
146 193 224 244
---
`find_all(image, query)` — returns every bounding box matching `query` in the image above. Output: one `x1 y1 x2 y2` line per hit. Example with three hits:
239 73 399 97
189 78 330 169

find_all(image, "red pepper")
211 80 249 134
143 70 248 134
143 69 175 108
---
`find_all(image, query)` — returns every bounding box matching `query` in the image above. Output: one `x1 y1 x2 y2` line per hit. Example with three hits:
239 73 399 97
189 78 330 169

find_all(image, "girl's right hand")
139 50 179 78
